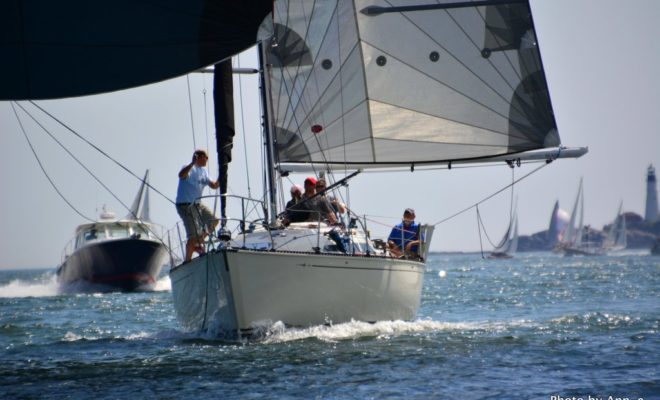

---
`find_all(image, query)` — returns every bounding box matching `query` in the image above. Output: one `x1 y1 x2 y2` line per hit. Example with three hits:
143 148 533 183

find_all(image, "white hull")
170 249 425 336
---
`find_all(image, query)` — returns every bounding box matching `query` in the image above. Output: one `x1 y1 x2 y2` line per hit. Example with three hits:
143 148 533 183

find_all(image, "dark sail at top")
0 0 272 100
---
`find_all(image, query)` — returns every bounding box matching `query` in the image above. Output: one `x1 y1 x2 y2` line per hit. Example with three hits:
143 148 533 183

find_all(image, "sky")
1 0 659 269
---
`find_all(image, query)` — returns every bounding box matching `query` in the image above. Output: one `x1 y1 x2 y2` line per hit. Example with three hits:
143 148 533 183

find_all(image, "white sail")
264 0 581 170
563 178 583 247
509 214 519 254
126 170 151 222
575 185 584 247
492 204 518 256
603 201 627 251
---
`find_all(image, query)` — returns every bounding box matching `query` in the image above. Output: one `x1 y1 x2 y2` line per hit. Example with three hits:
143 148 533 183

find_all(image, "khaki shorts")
176 203 215 239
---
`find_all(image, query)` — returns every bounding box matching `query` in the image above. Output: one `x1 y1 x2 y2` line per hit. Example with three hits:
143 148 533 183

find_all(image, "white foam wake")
152 275 171 292
260 319 490 344
0 273 59 298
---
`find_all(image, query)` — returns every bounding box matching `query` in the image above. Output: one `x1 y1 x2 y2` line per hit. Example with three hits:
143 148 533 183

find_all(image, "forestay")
263 0 561 169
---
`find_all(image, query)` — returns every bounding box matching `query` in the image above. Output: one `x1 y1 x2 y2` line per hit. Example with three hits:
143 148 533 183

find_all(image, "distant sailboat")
558 179 603 256
489 204 518 259
547 200 569 249
602 201 627 252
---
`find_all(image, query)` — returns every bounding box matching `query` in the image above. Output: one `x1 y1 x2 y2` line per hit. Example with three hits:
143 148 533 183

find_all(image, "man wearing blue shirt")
388 208 421 258
176 150 219 262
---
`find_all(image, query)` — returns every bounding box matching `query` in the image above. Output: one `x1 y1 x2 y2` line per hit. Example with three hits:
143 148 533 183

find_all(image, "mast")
258 42 278 225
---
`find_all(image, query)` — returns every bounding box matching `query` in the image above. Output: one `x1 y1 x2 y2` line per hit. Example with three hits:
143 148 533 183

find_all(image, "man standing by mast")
176 150 219 262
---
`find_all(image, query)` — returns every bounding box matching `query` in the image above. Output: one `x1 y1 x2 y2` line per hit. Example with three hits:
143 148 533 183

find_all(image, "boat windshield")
75 226 106 248
107 224 130 239
132 223 152 239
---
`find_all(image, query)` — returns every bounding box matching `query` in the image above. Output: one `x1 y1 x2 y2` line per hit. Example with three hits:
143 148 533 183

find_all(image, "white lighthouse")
645 164 659 223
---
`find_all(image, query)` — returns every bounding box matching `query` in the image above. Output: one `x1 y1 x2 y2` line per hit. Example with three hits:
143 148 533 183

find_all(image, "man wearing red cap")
283 176 336 225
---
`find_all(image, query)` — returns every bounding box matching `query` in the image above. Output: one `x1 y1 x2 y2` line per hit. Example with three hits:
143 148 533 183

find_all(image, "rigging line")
237 54 252 197
277 42 361 143
273 8 363 164
476 205 485 259
16 100 175 252
304 2 344 171
15 101 134 219
276 62 324 179
276 0 336 137
510 166 515 221
186 74 197 150
11 102 94 222
202 71 213 175
476 204 498 248
274 40 360 139
431 161 548 226
337 5 349 195
26 100 177 206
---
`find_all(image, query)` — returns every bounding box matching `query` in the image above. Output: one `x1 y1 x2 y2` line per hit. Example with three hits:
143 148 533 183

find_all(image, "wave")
152 275 171 292
0 273 59 298
258 318 534 344
548 311 644 330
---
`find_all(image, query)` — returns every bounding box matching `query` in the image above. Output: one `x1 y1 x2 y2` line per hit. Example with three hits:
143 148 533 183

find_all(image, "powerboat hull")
57 238 168 291
170 248 425 337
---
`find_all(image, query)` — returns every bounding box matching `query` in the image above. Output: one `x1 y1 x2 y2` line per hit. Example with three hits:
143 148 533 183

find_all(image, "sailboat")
2 1 587 337
547 200 569 249
602 201 627 253
557 179 603 256
167 0 587 337
56 171 169 291
489 205 518 259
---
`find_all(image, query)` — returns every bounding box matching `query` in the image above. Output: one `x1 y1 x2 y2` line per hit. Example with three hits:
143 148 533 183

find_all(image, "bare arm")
208 180 220 190
178 155 197 179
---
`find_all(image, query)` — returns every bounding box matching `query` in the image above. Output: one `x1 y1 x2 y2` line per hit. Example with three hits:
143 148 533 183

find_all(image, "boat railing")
166 194 421 262
166 194 270 262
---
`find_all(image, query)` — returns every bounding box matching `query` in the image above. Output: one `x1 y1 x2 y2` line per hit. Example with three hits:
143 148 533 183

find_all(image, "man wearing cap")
284 177 337 225
388 208 421 258
175 149 219 262
315 179 346 216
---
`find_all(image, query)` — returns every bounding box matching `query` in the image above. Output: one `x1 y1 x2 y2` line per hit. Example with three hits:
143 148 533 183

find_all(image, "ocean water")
1 253 658 399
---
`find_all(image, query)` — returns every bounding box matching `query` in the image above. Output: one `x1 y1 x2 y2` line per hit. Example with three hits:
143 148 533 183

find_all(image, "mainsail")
263 0 565 169
492 207 518 255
